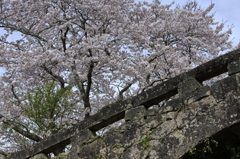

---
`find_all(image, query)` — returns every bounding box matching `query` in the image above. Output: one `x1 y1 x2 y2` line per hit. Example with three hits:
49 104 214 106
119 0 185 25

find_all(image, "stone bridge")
6 49 240 159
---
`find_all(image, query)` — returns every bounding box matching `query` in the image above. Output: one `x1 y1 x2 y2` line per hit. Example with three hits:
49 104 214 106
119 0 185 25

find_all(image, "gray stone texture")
228 59 240 75
30 154 48 159
65 72 240 159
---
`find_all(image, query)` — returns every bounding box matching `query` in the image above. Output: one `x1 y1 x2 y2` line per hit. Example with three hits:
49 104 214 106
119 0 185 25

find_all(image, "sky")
0 0 239 75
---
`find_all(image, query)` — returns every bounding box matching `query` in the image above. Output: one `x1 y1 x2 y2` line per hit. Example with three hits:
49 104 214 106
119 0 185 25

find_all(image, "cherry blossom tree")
0 0 233 155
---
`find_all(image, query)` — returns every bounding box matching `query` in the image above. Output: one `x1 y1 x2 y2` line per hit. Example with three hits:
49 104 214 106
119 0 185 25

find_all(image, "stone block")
162 98 183 113
145 109 157 117
31 154 48 159
183 86 211 104
125 105 146 121
178 77 202 98
228 60 240 75
71 129 96 145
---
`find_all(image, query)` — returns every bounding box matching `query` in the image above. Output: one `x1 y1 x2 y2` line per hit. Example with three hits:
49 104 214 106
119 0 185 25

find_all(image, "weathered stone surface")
183 86 211 104
125 105 146 121
52 152 70 159
74 129 96 145
31 154 48 159
228 59 240 75
145 109 157 117
65 72 240 159
163 98 183 112
66 129 97 159
176 108 197 128
178 77 202 98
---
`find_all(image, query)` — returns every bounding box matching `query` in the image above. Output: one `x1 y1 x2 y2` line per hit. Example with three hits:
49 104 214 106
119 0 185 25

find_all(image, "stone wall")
65 72 240 159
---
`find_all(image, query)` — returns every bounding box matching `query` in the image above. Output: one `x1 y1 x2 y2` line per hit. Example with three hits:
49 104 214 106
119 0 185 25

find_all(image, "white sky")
0 0 239 75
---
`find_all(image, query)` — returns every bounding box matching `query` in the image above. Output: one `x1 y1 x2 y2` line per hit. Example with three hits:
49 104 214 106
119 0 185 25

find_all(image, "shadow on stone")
181 122 240 159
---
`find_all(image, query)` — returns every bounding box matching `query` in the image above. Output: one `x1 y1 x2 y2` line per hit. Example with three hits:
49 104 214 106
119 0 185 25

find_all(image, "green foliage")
53 152 69 159
110 144 123 149
139 136 155 149
96 154 103 159
147 136 155 140
226 145 240 159
182 137 240 159
140 138 149 148
24 80 79 135
133 116 139 120
187 137 218 158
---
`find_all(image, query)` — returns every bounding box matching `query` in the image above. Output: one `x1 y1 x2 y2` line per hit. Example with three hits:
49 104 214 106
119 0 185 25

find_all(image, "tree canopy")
0 0 233 156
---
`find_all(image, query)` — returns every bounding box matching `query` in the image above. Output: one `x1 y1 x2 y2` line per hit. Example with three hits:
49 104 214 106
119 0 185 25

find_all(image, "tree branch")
41 64 65 88
85 61 94 102
82 60 94 118
60 26 69 52
117 83 132 101
0 114 42 142
11 85 21 105
0 150 7 158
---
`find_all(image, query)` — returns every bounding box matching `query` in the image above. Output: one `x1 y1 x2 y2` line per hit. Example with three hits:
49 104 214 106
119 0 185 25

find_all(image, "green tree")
24 81 78 135
0 80 81 154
